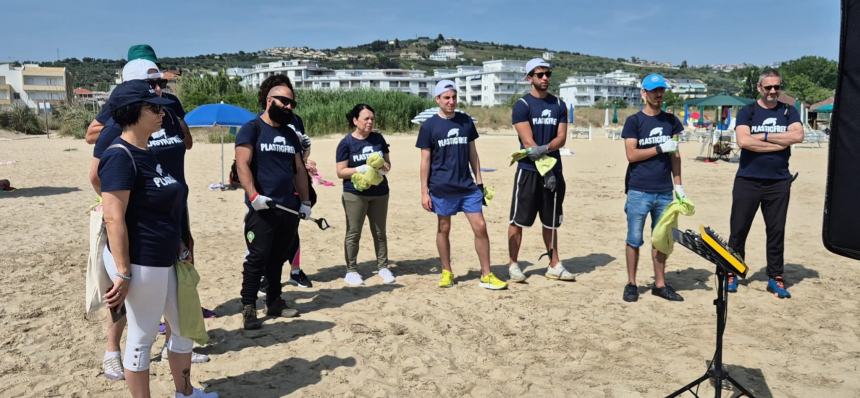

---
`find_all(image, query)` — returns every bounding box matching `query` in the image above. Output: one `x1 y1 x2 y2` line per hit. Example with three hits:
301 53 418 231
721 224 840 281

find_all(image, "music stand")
666 226 755 398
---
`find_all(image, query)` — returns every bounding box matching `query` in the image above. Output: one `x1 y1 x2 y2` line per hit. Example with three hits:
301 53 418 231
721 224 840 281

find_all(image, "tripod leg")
724 374 756 397
665 371 712 398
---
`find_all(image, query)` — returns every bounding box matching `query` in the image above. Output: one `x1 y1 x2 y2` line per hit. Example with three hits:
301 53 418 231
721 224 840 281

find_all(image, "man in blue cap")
507 58 575 283
620 73 685 302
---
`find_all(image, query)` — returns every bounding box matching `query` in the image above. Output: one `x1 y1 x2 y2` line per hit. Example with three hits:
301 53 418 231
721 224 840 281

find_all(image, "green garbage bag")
652 192 695 256
175 260 209 346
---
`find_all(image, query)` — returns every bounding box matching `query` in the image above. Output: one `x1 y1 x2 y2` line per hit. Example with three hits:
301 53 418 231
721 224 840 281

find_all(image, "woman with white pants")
99 79 216 398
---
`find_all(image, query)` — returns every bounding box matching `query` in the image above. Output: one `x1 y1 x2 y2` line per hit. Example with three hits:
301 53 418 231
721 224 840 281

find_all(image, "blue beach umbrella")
683 104 689 125
184 102 256 189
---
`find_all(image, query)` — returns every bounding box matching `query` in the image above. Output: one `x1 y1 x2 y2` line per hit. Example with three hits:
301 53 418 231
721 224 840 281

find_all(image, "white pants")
103 247 192 371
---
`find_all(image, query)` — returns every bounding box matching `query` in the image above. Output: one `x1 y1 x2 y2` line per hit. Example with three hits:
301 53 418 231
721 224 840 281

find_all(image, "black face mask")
268 105 293 126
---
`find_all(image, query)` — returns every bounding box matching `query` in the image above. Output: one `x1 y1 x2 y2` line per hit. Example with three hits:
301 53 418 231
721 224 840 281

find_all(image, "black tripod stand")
666 267 755 398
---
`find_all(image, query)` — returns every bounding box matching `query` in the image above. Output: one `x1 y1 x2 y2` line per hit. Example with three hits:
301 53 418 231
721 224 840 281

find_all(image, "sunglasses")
270 95 297 108
147 79 168 89
761 84 782 91
530 71 552 79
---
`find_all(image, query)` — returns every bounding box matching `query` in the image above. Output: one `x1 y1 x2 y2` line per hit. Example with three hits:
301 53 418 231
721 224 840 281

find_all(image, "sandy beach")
0 129 857 397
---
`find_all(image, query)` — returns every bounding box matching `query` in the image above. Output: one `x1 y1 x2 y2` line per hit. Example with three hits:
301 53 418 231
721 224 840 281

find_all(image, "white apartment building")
559 70 643 107
436 60 531 107
429 45 462 62
0 64 72 109
232 58 532 106
230 60 431 97
668 78 707 99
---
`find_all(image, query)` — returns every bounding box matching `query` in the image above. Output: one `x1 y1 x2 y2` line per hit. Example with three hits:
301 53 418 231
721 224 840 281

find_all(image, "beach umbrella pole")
220 131 225 189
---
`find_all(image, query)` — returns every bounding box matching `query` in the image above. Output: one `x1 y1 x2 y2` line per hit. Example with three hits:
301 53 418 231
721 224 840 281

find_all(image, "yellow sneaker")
438 270 454 288
479 272 508 290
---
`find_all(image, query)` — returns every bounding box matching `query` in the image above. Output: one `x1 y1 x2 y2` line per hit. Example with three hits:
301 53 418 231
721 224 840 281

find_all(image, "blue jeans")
625 189 672 248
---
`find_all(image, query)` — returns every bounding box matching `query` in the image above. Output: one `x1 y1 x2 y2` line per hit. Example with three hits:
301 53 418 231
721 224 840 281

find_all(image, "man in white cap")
507 58 575 283
620 73 685 303
416 80 507 290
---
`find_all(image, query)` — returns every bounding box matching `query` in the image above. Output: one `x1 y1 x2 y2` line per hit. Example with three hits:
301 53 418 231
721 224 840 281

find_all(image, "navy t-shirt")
511 93 567 173
415 113 479 197
99 138 187 268
235 117 304 210
735 102 800 180
94 108 186 185
97 92 185 123
336 132 390 196
622 111 683 193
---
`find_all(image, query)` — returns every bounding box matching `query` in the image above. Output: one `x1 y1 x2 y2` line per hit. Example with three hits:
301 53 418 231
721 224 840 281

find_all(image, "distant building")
668 78 707 99
0 64 72 109
559 70 642 107
233 58 533 106
232 60 431 97
542 52 555 61
429 45 462 62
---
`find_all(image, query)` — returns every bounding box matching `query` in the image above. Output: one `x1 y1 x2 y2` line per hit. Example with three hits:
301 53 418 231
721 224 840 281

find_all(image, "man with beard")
620 73 685 303
727 69 803 299
507 58 575 283
234 75 312 330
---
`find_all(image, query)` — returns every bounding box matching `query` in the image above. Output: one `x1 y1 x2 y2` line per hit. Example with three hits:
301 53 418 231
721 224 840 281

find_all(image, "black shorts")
509 168 565 228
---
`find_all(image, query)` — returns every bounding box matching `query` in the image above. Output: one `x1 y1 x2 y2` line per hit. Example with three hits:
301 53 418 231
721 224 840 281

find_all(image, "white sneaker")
344 271 364 286
175 387 219 398
103 352 124 381
508 262 527 283
378 268 396 284
545 264 576 281
161 347 210 363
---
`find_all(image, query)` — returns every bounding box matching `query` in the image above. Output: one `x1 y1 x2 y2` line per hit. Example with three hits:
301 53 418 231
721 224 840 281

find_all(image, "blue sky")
1 0 839 65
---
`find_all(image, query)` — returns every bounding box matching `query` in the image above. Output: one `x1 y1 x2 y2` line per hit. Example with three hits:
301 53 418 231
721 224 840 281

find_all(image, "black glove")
300 134 312 150
543 173 557 192
527 145 549 161
478 184 487 206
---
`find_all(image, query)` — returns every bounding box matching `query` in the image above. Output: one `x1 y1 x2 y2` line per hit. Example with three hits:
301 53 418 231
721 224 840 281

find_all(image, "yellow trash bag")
175 260 209 346
509 149 557 176
652 192 696 256
366 152 385 169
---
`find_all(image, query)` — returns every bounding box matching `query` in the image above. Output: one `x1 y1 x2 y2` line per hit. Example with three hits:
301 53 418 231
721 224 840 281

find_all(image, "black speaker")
823 0 860 260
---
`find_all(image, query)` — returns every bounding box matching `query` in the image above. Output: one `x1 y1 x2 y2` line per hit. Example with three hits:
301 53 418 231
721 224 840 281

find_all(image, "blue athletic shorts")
431 189 483 216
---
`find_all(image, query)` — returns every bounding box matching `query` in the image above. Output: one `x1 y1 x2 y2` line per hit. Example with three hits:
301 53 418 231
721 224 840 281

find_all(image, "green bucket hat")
127 44 158 63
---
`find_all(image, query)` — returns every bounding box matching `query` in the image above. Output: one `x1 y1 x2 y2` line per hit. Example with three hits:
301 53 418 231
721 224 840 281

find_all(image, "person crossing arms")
728 69 804 299
417 80 507 290
507 58 575 282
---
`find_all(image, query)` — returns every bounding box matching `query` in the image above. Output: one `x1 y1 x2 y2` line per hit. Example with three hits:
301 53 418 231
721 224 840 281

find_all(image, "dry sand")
0 129 857 397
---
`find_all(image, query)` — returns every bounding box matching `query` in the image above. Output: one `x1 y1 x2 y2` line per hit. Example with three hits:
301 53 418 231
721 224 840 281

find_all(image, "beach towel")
85 202 111 316
652 192 696 256
509 149 557 176
175 260 209 345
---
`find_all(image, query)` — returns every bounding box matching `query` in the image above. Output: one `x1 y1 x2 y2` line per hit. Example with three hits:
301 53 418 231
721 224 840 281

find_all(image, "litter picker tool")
268 202 332 231
538 190 558 263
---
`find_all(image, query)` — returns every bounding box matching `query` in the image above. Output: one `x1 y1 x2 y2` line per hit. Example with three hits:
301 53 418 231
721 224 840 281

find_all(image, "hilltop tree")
436 33 445 42
779 56 838 89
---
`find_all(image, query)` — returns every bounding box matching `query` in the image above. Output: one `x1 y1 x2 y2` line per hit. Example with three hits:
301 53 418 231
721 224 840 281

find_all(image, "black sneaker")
265 298 299 318
623 284 639 302
651 285 684 301
289 270 313 288
242 305 262 330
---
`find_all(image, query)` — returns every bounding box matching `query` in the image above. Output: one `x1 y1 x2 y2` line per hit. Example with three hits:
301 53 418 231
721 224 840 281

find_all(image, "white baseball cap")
433 80 457 97
525 58 551 76
121 59 162 82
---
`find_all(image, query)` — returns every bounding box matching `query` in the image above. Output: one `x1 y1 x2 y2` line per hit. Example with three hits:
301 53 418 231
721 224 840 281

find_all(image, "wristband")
301 200 312 206
764 132 769 142
655 145 663 155
249 192 259 202
115 272 131 281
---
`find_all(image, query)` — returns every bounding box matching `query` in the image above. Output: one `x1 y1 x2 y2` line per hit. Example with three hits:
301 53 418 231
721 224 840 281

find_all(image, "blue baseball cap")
108 79 174 109
641 73 670 91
